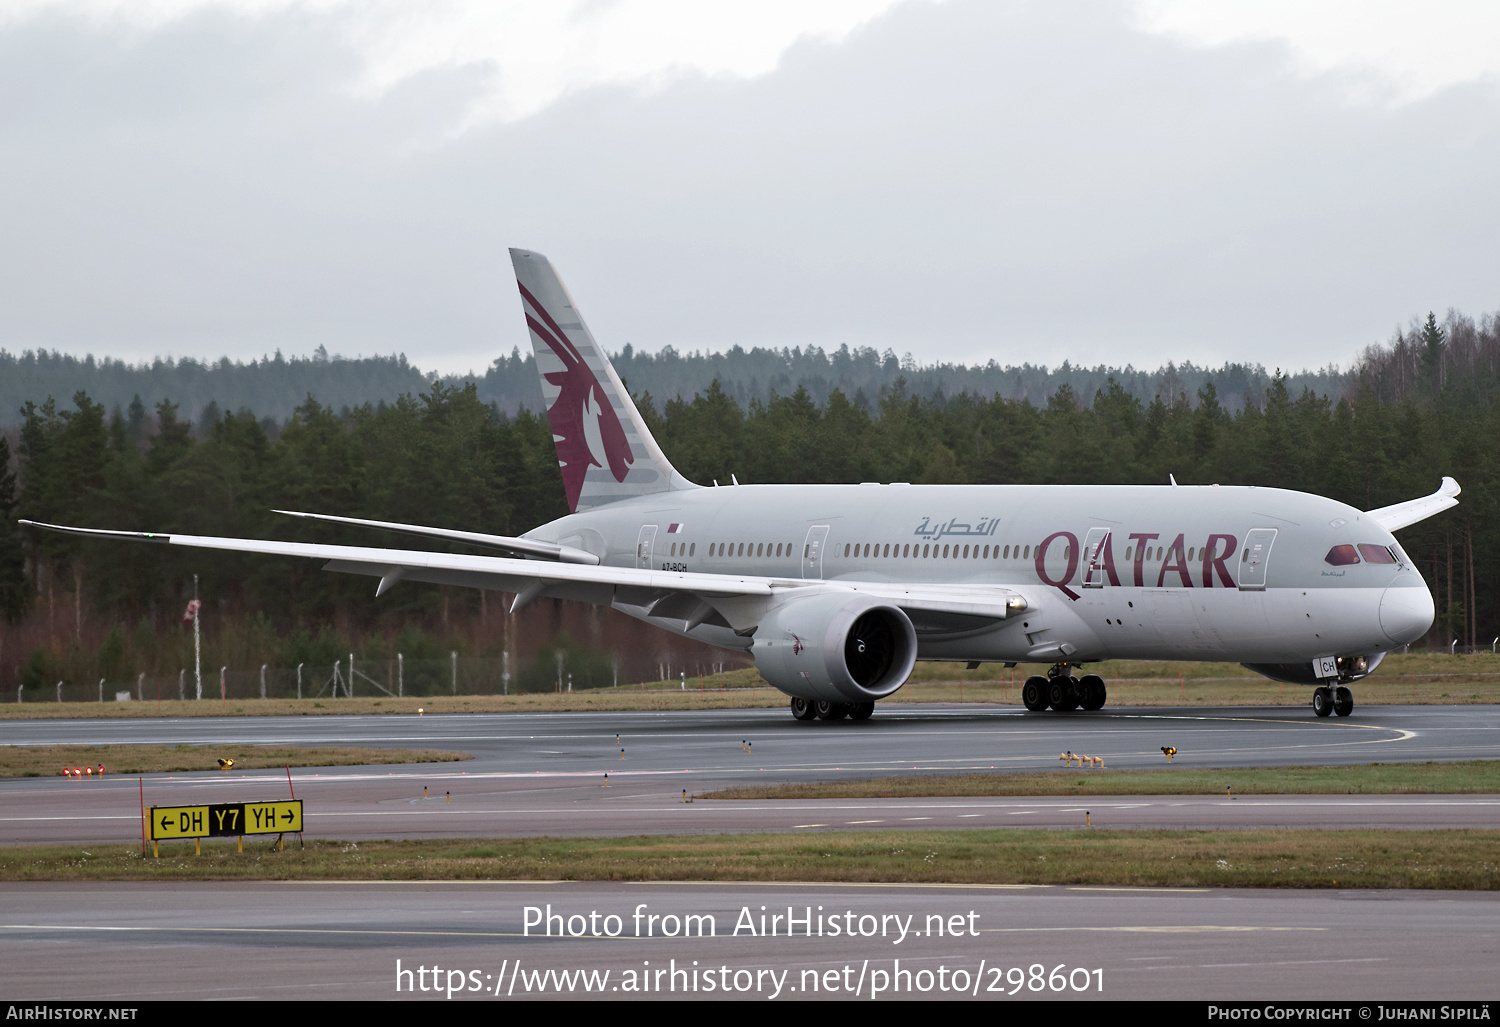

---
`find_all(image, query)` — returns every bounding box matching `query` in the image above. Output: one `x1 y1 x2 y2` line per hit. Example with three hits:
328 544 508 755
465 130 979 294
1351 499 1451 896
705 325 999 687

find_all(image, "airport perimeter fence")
5 653 752 705
6 645 1494 706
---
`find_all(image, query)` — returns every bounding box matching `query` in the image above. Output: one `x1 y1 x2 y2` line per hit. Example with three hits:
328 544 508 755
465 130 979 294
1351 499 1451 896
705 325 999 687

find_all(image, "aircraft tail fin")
509 249 696 513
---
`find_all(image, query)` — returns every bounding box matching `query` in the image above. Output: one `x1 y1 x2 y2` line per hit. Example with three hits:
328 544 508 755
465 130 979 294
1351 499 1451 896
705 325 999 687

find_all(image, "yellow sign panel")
150 800 302 839
245 801 301 834
152 805 209 840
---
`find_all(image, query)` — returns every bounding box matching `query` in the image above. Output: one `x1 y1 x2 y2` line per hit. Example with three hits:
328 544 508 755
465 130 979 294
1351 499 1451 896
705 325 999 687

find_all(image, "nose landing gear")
1312 685 1355 717
1334 686 1353 716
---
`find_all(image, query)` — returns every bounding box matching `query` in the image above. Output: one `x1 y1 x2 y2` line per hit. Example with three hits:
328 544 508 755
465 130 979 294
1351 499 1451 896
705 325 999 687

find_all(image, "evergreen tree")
1419 311 1446 401
0 436 27 620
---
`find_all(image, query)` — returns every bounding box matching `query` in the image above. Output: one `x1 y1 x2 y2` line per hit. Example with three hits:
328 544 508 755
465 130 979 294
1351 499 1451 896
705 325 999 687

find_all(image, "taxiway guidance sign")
150 800 302 839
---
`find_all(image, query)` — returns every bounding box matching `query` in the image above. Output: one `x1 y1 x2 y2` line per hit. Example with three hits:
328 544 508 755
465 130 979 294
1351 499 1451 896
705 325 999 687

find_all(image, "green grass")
0 744 472 777
701 761 1500 800
5 830 1496 889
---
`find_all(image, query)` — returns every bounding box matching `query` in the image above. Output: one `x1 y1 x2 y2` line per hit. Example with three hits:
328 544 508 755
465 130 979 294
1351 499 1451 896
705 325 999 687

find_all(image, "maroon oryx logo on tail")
518 282 634 511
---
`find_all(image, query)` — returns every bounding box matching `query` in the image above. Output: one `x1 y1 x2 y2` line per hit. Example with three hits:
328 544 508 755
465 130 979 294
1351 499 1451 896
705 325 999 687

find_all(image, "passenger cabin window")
1325 544 1360 566
1358 544 1396 564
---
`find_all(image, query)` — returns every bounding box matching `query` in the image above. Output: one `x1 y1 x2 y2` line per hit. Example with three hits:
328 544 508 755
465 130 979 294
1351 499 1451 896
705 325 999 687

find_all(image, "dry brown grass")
4 829 1496 889
0 744 472 777
1 652 1493 718
0 688 789 719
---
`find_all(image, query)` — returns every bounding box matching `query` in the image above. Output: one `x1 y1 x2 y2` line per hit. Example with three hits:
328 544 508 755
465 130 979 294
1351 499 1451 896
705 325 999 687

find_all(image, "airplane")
21 249 1458 722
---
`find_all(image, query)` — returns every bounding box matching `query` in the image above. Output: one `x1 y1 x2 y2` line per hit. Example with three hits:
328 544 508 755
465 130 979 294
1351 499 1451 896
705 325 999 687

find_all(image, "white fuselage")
530 481 1434 669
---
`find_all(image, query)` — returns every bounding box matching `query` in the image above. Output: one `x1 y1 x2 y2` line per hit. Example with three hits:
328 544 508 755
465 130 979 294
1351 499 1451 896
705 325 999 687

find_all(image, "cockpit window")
1358 544 1396 564
1324 545 1360 566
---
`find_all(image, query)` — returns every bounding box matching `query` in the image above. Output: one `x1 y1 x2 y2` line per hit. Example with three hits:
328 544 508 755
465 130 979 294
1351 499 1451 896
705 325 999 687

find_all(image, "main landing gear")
1022 663 1107 712
790 697 875 722
1312 685 1354 718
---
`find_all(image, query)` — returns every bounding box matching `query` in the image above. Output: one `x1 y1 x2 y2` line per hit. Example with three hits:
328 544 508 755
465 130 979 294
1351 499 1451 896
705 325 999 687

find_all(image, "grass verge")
900 651 1500 706
0 745 471 777
3 830 1496 889
0 689 790 719
701 761 1500 800
1 652 1494 718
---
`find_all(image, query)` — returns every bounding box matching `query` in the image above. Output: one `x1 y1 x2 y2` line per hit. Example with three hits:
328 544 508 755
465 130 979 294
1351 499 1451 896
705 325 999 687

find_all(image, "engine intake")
751 592 918 702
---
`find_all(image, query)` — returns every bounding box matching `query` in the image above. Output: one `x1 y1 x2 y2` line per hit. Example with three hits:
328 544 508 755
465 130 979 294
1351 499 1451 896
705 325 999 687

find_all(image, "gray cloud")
1 0 1496 377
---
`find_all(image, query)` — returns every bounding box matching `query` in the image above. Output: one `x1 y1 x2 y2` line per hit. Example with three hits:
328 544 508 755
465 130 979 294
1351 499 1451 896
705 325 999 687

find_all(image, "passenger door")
1081 527 1112 588
1237 528 1278 591
636 524 658 570
802 525 830 580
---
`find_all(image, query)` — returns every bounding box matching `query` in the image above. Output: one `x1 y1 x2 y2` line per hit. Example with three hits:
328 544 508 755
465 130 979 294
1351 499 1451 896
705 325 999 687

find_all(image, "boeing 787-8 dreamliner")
23 249 1458 721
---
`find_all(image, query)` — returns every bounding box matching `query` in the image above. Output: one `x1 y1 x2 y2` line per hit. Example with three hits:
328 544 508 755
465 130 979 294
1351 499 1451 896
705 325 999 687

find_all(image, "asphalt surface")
3 704 1498 1003
2 704 1498 843
2 881 1496 1001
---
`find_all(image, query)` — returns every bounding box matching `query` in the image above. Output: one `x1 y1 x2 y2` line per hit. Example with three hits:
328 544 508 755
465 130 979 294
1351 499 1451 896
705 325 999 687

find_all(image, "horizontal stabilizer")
1365 477 1461 532
271 510 599 564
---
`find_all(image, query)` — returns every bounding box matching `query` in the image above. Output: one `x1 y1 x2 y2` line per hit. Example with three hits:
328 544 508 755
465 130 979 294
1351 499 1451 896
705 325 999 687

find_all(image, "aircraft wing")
1365 477 1461 532
17 521 1028 628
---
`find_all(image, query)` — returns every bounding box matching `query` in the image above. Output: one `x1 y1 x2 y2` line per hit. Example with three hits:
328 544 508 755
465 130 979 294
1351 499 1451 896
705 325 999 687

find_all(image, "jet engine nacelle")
750 592 918 702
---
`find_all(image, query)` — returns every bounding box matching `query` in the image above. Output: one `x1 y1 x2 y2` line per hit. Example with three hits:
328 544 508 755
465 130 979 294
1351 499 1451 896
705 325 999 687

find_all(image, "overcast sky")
1 0 1496 376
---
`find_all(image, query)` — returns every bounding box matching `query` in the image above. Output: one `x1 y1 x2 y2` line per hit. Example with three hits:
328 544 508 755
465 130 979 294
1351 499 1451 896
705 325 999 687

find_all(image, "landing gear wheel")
1022 676 1049 712
1048 677 1080 711
849 702 875 721
790 697 817 721
815 700 849 720
1312 686 1333 718
1333 686 1353 717
1079 674 1107 710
